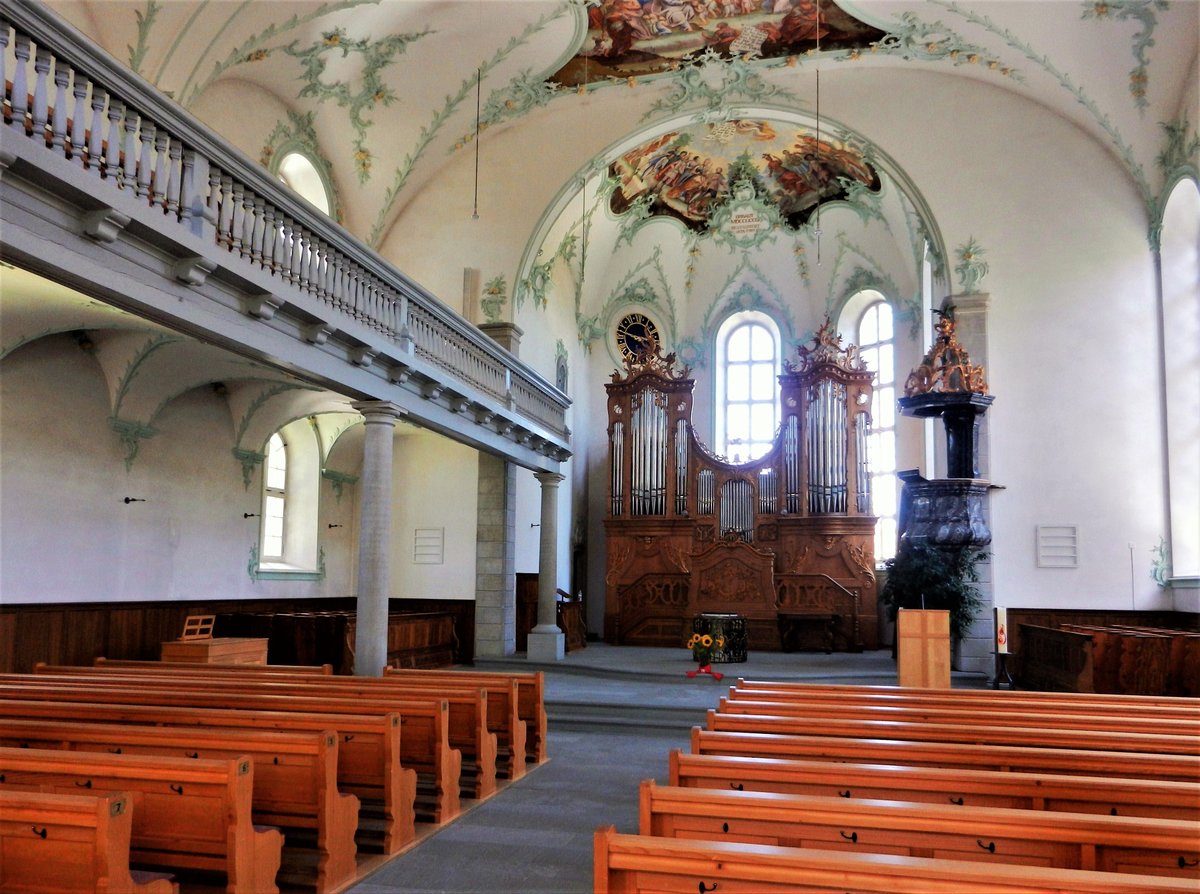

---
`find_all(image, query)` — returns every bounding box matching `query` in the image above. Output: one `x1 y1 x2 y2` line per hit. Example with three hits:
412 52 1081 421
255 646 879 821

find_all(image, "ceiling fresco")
552 0 886 86
609 120 880 231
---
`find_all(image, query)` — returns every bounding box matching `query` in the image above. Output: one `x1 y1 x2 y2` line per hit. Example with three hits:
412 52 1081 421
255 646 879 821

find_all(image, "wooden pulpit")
896 608 950 688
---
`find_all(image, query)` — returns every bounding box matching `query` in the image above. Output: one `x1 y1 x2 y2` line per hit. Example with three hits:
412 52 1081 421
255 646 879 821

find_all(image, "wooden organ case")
603 321 879 652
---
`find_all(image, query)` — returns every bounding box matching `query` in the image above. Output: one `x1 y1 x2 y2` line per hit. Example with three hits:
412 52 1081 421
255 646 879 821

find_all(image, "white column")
351 401 403 676
527 470 565 662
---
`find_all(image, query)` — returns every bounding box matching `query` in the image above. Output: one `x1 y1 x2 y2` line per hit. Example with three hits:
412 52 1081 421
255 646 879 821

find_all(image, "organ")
603 319 879 651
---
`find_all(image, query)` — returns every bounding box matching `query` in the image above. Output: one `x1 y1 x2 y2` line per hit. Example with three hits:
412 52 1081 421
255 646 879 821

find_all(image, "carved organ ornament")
603 318 879 651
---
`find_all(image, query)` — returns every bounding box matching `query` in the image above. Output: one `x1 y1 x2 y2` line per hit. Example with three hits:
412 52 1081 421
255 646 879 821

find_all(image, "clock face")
615 312 660 361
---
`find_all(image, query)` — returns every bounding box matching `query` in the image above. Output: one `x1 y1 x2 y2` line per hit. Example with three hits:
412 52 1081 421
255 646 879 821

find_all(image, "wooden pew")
0 747 282 894
716 695 1200 737
668 750 1200 821
385 666 547 765
0 718 358 893
19 672 492 801
0 699 414 850
594 827 1200 894
0 679 461 823
691 728 1200 782
706 708 1200 756
0 790 178 894
94 658 333 674
41 665 509 792
639 780 1200 878
735 678 1199 712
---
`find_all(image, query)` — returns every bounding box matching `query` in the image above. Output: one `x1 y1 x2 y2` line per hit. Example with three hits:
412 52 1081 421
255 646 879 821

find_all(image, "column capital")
534 470 566 487
352 400 407 421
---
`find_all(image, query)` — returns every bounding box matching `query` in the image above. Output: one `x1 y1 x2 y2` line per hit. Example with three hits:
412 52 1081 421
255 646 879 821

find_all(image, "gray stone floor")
346 645 989 893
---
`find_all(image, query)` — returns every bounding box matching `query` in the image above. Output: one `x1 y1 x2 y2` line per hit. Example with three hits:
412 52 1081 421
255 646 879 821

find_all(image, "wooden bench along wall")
0 679 461 824
0 718 358 894
27 670 496 802
692 728 1200 782
668 750 1200 821
594 827 1200 894
0 790 179 894
94 658 333 674
384 667 547 765
45 664 520 786
706 709 1200 756
638 780 1200 878
716 695 1200 738
0 698 415 849
0 747 282 894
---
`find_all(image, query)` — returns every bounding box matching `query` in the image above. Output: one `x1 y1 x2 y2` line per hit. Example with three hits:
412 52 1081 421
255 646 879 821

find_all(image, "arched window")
857 300 898 560
261 433 287 559
276 151 331 216
715 311 780 463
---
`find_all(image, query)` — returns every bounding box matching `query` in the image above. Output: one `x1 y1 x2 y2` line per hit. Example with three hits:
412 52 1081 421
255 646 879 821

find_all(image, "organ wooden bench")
691 728 1200 782
706 708 1200 756
594 827 1200 894
0 747 282 894
94 658 333 674
731 680 1200 720
0 698 415 849
0 717 359 894
717 695 1200 737
668 750 1200 821
0 790 178 894
20 671 488 803
639 780 1200 878
385 666 547 765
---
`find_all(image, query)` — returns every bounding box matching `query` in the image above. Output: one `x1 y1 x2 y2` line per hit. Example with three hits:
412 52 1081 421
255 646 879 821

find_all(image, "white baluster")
229 183 244 253
179 148 195 226
207 166 223 233
135 119 154 196
50 59 69 153
69 69 88 164
306 236 320 293
0 21 9 125
166 138 181 215
260 204 276 271
278 217 293 280
10 33 31 131
273 212 286 275
250 196 265 263
240 187 255 257
31 48 50 144
292 229 307 285
104 98 123 180
87 86 106 171
152 130 169 208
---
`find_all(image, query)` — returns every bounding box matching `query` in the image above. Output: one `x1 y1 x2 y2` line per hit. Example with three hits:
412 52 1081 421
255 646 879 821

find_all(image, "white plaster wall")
388 431 479 600
0 337 352 603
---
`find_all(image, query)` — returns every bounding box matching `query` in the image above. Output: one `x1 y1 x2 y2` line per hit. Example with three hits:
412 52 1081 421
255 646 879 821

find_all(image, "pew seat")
0 747 281 894
0 790 178 894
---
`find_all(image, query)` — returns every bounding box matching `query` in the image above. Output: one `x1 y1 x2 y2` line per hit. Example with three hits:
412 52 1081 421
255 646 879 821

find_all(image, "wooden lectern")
896 609 950 688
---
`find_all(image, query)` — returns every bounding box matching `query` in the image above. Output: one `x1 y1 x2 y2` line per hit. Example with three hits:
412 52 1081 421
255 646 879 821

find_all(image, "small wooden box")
160 637 268 664
897 609 951 688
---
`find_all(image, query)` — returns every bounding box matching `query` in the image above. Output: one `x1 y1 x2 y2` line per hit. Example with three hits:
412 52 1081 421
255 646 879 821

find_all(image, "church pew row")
691 728 1200 782
668 750 1200 822
51 662 526 783
706 708 1200 756
0 679 461 823
717 695 1200 738
0 718 359 893
0 747 282 894
0 699 416 849
94 658 334 674
25 669 497 802
594 827 1200 894
0 790 179 894
734 679 1200 713
638 780 1200 879
384 666 547 765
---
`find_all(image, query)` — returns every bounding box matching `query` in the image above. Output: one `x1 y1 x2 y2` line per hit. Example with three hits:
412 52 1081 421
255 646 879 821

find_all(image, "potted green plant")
880 541 987 647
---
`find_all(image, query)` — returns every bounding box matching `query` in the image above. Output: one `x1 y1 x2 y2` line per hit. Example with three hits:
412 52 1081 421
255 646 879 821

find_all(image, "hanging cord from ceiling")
814 2 823 265
472 66 481 220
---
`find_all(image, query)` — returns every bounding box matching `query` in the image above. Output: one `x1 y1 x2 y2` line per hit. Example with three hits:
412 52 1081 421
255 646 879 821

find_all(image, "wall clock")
615 312 661 362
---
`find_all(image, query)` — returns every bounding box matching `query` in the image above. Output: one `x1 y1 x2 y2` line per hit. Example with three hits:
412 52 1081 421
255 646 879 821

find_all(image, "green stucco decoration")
642 51 800 121
127 1 162 74
285 26 433 183
232 447 266 490
321 468 359 502
1150 536 1170 588
1082 0 1166 113
954 237 989 293
481 275 508 323
109 417 158 471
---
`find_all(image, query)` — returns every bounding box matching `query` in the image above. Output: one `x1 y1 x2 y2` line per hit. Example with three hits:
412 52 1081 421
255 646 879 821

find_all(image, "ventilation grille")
414 527 445 565
1036 525 1078 568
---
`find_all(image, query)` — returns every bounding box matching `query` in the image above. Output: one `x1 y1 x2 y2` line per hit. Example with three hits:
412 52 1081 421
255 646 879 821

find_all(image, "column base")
527 626 565 662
